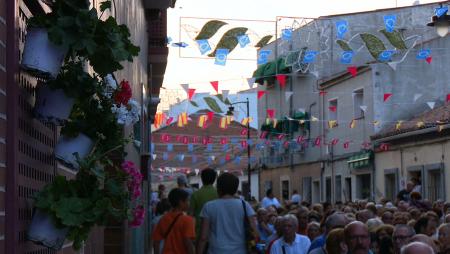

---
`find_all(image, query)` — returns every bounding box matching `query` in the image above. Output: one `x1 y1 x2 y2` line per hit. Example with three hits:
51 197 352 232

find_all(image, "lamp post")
427 4 450 37
226 98 252 201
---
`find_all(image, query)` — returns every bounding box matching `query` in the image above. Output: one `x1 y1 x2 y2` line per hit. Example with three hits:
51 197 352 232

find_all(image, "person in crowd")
177 174 194 197
325 228 348 254
308 210 322 223
266 216 284 254
344 221 372 254
270 214 311 254
415 216 438 237
376 224 394 241
197 172 257 254
409 234 439 253
257 208 275 243
152 188 195 254
397 182 414 202
190 168 218 237
152 198 171 228
392 224 415 254
400 242 434 254
307 222 321 242
290 190 302 206
296 206 309 235
445 214 450 224
411 178 422 194
308 212 348 253
438 223 450 254
367 218 383 232
378 237 394 254
151 184 166 213
356 209 375 223
262 189 281 209
382 211 394 225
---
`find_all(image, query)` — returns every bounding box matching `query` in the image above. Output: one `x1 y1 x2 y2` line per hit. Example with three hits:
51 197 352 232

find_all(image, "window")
353 89 364 119
356 174 371 199
325 177 332 202
384 171 398 202
281 180 290 201
312 180 320 203
345 177 352 202
335 175 342 202
302 177 312 203
425 164 444 201
328 99 338 121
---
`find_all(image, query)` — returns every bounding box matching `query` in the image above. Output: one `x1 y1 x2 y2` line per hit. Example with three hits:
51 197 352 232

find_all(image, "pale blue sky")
162 0 441 94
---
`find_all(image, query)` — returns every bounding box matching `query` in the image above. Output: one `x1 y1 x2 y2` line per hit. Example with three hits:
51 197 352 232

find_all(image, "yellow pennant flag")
241 117 253 126
416 121 425 128
219 117 228 129
273 119 278 128
177 114 184 127
198 115 207 128
226 115 233 124
328 120 337 129
396 121 403 130
266 118 271 125
349 119 356 129
181 112 188 125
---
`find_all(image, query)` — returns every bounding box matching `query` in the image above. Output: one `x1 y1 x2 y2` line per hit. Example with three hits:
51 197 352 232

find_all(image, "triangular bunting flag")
349 119 356 129
447 94 450 103
414 93 422 102
151 154 157 160
247 78 256 88
319 90 327 96
276 74 287 88
384 93 392 102
180 83 189 93
187 88 196 100
257 91 266 99
360 105 367 112
343 141 350 149
347 66 357 77
222 90 230 101
426 56 432 64
314 136 321 147
427 102 435 109
267 109 275 119
329 106 337 112
417 121 425 128
285 92 293 102
219 117 228 129
311 116 319 122
210 81 219 93
396 121 403 130
198 115 208 128
166 117 174 125
328 120 337 129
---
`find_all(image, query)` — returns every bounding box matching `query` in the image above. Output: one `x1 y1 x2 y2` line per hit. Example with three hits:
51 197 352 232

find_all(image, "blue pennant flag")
234 156 241 165
302 50 318 63
384 15 396 33
150 143 155 153
219 158 226 165
215 48 230 66
222 144 229 152
177 154 185 162
247 139 253 146
340 51 354 64
196 40 211 55
163 152 169 161
188 144 194 152
378 50 395 62
335 20 348 39
171 42 189 48
231 138 239 144
258 50 272 65
237 34 251 48
167 144 173 152
256 143 264 151
435 6 448 17
281 28 293 41
206 144 213 152
416 49 431 60
207 157 213 164
192 155 197 163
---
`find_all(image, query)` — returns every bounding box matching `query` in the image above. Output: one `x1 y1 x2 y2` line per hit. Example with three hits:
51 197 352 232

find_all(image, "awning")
252 57 291 85
347 151 372 169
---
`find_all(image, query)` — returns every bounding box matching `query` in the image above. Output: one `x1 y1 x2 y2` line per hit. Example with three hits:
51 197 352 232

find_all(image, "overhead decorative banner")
414 93 422 102
383 14 396 33
384 93 392 102
281 28 293 41
196 39 211 55
237 34 251 48
335 20 348 39
180 83 190 93
347 66 357 77
340 51 354 64
258 50 272 65
215 48 230 66
171 42 189 48
267 109 275 118
302 50 319 63
360 105 367 112
435 6 449 17
167 144 173 152
210 81 219 93
416 49 431 60
378 50 395 62
427 101 435 109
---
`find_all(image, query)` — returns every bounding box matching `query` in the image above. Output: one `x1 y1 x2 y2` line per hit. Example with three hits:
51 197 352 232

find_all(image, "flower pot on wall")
27 209 68 250
55 133 94 169
21 28 67 78
34 85 75 125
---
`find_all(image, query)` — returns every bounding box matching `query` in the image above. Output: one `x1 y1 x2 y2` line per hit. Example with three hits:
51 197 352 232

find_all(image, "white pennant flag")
247 78 256 89
222 90 230 101
298 108 306 114
194 168 200 176
210 155 215 161
285 91 294 102
427 101 435 109
152 154 157 160
414 93 422 102
180 84 189 93
217 169 221 175
360 105 368 112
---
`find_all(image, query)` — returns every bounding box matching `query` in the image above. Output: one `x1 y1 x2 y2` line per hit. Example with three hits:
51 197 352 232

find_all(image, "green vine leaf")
203 97 223 113
195 20 228 40
336 40 353 51
380 29 407 50
214 94 231 105
255 35 273 48
208 27 248 57
189 100 199 107
360 33 386 60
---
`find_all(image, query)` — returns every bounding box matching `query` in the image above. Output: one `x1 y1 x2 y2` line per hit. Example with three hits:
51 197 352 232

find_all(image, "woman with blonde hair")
325 228 347 254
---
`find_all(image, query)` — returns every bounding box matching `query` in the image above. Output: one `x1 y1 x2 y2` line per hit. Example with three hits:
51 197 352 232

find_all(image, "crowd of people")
150 169 450 254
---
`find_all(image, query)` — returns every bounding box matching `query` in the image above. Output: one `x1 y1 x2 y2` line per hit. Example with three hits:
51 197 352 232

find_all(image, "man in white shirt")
270 214 311 254
262 189 281 209
291 190 302 205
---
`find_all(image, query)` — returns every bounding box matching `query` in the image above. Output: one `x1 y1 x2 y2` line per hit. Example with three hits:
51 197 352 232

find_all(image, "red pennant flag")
225 154 231 161
182 136 189 144
210 81 219 93
380 143 390 151
276 74 287 88
267 109 275 118
161 134 171 143
207 111 214 121
283 141 290 148
260 131 268 139
277 134 285 140
383 93 392 102
319 90 327 96
347 66 357 77
343 141 350 149
220 137 228 145
257 91 266 99
166 117 174 125
329 106 337 112
240 128 248 136
297 136 305 144
241 140 247 148
331 138 339 146
426 56 432 64
447 94 450 103
314 136 321 147
188 88 196 100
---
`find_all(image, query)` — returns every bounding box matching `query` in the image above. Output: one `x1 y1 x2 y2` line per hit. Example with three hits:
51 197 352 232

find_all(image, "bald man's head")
400 242 434 254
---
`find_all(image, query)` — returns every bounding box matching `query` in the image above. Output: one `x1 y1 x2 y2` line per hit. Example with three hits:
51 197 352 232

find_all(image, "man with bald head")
400 242 434 254
344 221 372 254
308 212 348 253
393 224 415 254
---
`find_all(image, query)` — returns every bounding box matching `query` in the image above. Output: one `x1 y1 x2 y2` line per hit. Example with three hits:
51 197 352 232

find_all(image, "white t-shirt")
262 197 281 208
291 194 302 204
270 234 311 254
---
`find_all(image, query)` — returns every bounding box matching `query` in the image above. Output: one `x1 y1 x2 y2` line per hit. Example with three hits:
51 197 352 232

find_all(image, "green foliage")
195 20 228 40
380 29 407 50
208 27 248 57
189 100 199 107
360 33 386 60
214 94 231 105
336 40 353 51
255 35 273 48
203 97 223 113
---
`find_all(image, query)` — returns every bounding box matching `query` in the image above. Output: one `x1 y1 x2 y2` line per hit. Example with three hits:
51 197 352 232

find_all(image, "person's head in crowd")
168 188 190 211
379 236 394 254
356 209 374 223
444 202 450 214
385 202 395 209
410 191 422 202
366 218 383 233
266 188 274 198
158 184 166 192
307 221 321 241
411 177 420 187
308 210 322 223
301 201 311 208
398 200 410 212
312 203 324 214
445 214 450 224
268 212 277 225
409 208 421 221
200 168 217 186
382 211 394 225
282 214 299 242
323 202 332 214
359 200 368 210
414 216 437 237
432 200 444 218
296 206 309 232
365 202 377 215
324 212 348 235
155 198 171 216
393 212 411 225
407 219 416 228
326 228 348 254
344 221 371 254
273 216 285 237
400 242 434 254
216 172 239 197
409 234 439 253
438 223 450 252
346 212 357 222
406 181 414 192
344 206 356 214
177 174 189 188
376 224 394 240
393 224 415 254
426 211 439 225
257 208 269 223
267 205 278 216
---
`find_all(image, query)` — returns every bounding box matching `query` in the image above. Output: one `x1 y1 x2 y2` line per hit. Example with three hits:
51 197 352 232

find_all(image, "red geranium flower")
114 80 132 105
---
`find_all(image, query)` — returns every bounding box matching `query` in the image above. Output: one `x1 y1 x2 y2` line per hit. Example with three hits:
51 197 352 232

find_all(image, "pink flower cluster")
129 205 145 227
121 161 143 200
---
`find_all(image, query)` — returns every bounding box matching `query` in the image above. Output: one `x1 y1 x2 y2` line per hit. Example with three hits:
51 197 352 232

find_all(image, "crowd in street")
150 169 450 254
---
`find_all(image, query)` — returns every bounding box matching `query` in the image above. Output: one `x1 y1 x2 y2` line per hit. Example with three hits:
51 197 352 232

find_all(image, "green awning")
347 152 372 169
252 57 291 85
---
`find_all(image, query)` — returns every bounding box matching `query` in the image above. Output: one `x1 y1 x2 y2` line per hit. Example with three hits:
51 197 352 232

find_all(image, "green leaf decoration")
214 94 231 105
189 100 199 107
336 40 353 51
285 51 300 66
380 29 407 50
255 35 273 48
203 97 223 113
208 27 248 57
195 20 228 40
360 33 386 60
100 1 111 12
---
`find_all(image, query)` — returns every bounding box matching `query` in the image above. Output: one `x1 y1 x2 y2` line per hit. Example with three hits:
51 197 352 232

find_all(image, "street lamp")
226 98 252 201
427 4 450 37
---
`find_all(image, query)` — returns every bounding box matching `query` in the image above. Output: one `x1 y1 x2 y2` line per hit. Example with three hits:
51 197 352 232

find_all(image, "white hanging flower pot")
34 85 74 125
21 28 67 79
27 209 68 250
55 133 94 169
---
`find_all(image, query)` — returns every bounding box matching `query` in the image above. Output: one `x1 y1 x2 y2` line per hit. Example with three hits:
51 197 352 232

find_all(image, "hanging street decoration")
258 50 272 65
281 28 293 41
285 91 293 102
383 14 397 33
302 50 319 63
210 81 219 93
384 93 393 102
276 74 287 88
347 66 358 77
257 90 266 99
196 40 212 55
336 20 349 39
237 34 251 48
188 88 196 100
340 51 354 64
215 48 230 66
247 77 256 88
